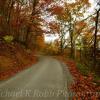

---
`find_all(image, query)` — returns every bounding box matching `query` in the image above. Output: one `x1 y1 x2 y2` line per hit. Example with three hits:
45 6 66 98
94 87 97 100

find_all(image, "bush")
3 35 14 43
77 63 91 76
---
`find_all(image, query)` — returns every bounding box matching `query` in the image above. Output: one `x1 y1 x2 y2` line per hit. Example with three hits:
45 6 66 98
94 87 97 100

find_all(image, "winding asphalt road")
0 56 74 100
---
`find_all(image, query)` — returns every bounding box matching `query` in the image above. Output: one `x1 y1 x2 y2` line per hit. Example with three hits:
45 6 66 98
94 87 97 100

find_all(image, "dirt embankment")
0 41 37 80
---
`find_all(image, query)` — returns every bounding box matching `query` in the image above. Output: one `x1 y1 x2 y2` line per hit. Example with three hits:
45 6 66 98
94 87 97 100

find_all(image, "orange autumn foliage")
49 22 60 33
48 6 64 15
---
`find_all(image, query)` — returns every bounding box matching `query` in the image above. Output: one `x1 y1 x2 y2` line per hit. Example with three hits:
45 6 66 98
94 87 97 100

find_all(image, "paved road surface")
0 56 74 100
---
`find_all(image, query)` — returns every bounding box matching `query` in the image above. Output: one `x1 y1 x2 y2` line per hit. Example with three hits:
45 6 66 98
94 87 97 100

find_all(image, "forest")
0 0 100 99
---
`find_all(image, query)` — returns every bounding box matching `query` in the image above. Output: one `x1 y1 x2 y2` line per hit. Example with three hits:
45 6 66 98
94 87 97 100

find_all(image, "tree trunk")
70 32 75 58
26 0 38 49
93 9 100 69
69 14 75 59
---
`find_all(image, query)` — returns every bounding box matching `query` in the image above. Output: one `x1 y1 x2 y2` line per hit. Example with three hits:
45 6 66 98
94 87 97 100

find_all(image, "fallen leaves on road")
54 56 100 99
67 60 100 99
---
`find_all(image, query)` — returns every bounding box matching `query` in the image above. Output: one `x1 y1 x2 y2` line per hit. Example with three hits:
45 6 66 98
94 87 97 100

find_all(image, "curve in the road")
0 56 74 100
